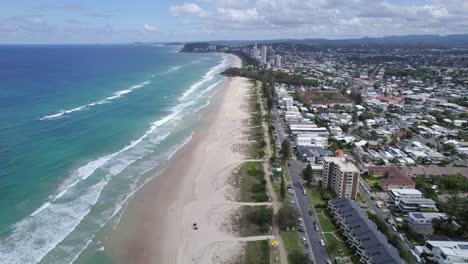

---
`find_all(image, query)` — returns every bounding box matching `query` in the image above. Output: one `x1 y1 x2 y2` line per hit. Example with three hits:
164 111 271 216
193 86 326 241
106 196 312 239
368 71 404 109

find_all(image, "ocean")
0 44 229 263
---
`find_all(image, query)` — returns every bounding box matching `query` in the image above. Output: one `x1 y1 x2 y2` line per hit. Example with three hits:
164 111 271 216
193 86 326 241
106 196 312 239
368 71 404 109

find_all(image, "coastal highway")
272 108 329 264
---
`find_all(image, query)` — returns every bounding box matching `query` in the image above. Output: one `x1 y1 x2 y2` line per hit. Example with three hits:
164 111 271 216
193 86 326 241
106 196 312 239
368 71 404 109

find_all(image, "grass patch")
273 182 289 203
229 206 273 237
281 231 302 253
242 240 270 264
230 161 268 202
282 164 292 182
362 175 382 192
323 233 353 257
317 214 334 232
306 186 327 208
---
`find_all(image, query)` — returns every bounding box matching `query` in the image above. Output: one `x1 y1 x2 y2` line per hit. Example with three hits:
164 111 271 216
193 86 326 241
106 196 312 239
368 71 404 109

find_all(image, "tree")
303 164 313 186
280 176 286 199
280 139 292 162
278 204 299 230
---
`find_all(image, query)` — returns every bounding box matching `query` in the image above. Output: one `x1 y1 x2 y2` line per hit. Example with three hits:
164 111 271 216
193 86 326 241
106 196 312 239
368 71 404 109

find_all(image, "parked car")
391 225 397 232
320 239 325 246
301 237 307 245
399 234 405 242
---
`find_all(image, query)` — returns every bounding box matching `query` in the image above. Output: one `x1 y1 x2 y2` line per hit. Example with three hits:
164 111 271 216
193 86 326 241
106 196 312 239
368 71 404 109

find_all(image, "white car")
320 239 325 246
290 200 297 205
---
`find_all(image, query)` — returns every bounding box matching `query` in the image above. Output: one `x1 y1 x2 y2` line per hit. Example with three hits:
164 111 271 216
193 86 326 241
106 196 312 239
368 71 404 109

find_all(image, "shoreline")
105 54 250 263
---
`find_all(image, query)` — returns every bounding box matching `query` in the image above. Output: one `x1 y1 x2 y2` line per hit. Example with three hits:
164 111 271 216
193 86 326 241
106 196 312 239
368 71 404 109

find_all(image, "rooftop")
390 189 422 196
324 157 359 173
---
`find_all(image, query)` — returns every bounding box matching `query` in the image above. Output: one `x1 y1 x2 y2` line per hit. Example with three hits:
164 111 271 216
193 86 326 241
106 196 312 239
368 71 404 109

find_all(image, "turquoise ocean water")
0 44 228 263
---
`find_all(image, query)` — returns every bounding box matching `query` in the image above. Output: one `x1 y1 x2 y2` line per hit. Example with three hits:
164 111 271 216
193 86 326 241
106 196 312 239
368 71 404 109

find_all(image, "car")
298 227 305 233
385 218 392 224
412 253 421 263
303 190 307 195
309 210 312 216
290 200 297 205
391 225 397 232
315 224 319 231
320 239 325 246
399 234 405 242
301 237 307 244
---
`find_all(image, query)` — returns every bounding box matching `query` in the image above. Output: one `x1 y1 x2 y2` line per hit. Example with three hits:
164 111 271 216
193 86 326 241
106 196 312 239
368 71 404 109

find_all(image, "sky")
0 0 467 44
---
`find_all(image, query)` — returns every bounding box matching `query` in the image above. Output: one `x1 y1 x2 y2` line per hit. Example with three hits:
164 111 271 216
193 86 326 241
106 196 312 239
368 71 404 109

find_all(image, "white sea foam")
179 57 228 101
0 55 230 264
40 80 151 120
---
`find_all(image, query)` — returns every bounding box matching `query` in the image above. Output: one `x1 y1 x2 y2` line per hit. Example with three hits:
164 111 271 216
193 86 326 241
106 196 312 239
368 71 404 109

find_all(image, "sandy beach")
106 54 261 263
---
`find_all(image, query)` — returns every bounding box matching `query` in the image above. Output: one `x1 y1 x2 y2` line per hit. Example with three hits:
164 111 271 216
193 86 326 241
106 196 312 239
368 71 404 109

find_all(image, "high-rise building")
322 157 359 199
252 44 258 58
260 45 267 64
275 55 282 68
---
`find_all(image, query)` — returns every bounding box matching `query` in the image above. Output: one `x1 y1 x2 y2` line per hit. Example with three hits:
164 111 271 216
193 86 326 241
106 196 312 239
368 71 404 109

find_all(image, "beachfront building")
322 157 359 199
328 199 405 264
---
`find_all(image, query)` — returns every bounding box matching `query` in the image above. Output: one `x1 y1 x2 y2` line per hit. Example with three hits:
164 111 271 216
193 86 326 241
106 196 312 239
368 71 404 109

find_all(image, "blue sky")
0 0 467 44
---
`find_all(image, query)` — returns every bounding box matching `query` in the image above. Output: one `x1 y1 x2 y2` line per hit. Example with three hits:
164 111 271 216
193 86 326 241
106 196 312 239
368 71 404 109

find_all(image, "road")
289 160 330 264
273 108 329 264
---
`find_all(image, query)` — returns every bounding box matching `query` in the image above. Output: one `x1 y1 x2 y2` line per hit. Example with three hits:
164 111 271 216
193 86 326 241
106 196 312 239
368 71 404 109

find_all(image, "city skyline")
0 0 468 44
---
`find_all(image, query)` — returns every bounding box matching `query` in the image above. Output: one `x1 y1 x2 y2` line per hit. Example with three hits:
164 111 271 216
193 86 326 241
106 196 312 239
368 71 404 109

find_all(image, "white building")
261 45 267 64
283 96 293 108
389 189 422 206
275 54 282 68
424 241 468 264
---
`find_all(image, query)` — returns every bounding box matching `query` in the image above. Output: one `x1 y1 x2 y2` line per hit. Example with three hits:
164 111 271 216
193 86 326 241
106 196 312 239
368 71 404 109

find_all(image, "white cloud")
169 3 208 17
143 24 158 32
166 0 468 39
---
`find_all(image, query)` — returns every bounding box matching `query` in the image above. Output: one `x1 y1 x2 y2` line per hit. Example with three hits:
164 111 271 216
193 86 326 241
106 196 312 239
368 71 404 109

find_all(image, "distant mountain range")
183 34 468 48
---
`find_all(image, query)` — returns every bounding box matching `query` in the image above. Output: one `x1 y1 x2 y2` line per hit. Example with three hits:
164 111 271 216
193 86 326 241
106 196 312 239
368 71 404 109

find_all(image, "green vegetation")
277 204 299 231
361 174 382 192
281 231 301 253
303 164 313 186
231 206 273 237
246 85 266 159
273 182 288 203
414 174 468 195
223 67 320 87
280 139 292 162
232 161 268 202
415 175 468 239
384 67 436 80
280 176 286 199
367 213 414 263
323 233 353 257
306 185 327 208
317 213 334 232
288 251 310 264
242 240 270 264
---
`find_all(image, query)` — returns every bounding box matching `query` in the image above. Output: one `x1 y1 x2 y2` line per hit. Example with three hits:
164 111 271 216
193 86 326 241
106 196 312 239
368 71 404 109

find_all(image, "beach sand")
105 54 258 263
